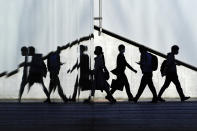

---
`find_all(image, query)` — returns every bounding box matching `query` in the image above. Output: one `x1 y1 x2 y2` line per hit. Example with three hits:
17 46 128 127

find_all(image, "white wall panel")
94 30 197 99
94 0 197 67
0 0 93 72
0 0 93 100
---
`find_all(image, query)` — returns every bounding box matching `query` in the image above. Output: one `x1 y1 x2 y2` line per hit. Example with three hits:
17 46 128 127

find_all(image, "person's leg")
71 75 78 101
110 88 117 95
44 79 55 103
56 76 68 102
104 82 116 103
147 74 158 102
158 76 171 101
134 75 148 102
49 80 55 95
18 80 27 103
84 79 95 104
90 79 96 97
41 79 50 100
122 74 133 100
172 77 184 98
172 75 190 101
44 73 56 103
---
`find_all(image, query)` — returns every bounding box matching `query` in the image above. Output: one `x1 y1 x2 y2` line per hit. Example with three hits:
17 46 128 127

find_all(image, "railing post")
99 0 102 36
94 0 102 36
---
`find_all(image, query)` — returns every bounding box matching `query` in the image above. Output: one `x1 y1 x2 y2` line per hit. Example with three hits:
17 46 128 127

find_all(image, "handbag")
111 79 124 91
103 67 109 80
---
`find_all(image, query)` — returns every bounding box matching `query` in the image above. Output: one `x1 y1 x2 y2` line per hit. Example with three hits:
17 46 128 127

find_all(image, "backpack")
160 60 167 77
151 54 158 71
29 54 47 77
48 52 60 72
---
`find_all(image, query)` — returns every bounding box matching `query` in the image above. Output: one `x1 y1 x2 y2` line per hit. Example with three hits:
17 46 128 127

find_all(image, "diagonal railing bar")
94 25 197 72
0 34 94 78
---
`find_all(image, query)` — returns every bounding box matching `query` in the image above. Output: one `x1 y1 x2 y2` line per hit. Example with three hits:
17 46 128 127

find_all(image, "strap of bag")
102 54 108 71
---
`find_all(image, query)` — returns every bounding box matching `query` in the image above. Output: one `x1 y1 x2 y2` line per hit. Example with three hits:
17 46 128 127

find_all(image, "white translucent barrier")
1 30 196 100
0 0 94 100
95 0 197 67
0 0 93 73
94 31 197 99
0 39 94 99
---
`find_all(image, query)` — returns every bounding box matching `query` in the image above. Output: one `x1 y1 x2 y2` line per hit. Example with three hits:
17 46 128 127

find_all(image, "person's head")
80 45 87 53
21 46 28 56
118 44 125 53
139 46 147 54
171 45 179 55
28 46 35 56
94 46 103 56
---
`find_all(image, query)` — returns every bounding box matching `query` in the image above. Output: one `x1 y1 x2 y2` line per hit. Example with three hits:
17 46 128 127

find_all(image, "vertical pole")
99 0 102 36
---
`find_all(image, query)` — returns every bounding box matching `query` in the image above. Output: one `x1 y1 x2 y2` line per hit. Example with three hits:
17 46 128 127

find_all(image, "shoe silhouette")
158 97 165 102
181 96 190 102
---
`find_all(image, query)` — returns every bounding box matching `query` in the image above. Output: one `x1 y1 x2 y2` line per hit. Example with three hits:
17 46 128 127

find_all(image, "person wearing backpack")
44 46 68 103
134 46 158 103
158 45 190 102
18 47 50 103
110 44 137 101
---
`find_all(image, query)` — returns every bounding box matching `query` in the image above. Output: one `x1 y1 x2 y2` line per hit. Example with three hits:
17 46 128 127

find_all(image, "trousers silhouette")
135 73 157 101
158 73 185 98
48 73 68 102
19 78 49 102
110 73 133 98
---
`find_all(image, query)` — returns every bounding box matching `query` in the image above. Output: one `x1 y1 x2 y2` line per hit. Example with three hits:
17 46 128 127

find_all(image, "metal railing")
0 34 94 78
94 25 197 72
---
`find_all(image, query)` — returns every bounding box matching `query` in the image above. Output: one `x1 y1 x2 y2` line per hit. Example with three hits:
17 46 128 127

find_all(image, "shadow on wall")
0 34 94 78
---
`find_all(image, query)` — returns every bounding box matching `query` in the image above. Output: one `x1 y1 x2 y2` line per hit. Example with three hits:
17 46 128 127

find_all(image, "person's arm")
139 53 146 73
124 56 137 73
127 63 137 73
70 60 79 73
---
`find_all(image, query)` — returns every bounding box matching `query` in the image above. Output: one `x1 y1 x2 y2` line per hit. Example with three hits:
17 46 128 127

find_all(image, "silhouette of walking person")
44 46 68 103
85 46 116 103
134 46 158 103
19 47 28 99
158 45 190 102
70 45 92 101
110 44 137 101
18 47 50 103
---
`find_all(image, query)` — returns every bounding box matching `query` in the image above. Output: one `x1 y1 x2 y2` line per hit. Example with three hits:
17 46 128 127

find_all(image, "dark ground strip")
0 101 196 131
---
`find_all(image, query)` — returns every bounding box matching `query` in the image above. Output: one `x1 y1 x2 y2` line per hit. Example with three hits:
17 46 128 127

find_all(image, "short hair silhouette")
21 46 28 56
171 45 179 52
94 46 103 55
80 45 87 52
118 44 125 52
28 46 35 56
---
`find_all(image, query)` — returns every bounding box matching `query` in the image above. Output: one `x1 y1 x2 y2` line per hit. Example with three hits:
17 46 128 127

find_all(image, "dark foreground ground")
0 100 197 131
